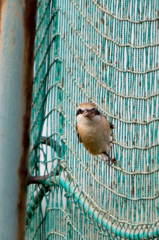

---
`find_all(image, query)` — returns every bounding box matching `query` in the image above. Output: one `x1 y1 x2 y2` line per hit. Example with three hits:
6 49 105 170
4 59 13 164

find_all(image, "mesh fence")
26 0 159 239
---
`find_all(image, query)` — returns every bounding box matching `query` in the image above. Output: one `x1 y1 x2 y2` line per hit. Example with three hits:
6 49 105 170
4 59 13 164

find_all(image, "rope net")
26 0 159 239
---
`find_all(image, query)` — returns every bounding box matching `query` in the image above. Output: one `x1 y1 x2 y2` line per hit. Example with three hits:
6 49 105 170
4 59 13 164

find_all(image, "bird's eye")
95 109 100 115
76 109 84 116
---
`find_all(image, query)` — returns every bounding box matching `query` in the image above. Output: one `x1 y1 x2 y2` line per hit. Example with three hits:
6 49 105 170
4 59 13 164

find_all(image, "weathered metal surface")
0 0 37 239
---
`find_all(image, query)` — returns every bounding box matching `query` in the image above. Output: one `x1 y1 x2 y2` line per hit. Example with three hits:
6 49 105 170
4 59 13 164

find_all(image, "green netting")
26 0 159 239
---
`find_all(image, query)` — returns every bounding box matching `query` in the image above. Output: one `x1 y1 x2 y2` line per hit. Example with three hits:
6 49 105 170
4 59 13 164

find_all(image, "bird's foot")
101 152 117 165
109 158 117 165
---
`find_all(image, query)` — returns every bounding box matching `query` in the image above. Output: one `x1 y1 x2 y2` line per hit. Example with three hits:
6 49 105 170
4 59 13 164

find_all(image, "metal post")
0 0 37 239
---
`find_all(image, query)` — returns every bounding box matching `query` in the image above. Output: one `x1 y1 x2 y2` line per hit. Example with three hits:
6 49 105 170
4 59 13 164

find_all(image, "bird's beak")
83 110 91 117
83 110 96 118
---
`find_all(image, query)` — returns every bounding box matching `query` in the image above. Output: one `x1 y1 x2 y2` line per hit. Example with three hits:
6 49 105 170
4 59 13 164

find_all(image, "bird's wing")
102 114 114 129
76 123 82 143
109 122 114 129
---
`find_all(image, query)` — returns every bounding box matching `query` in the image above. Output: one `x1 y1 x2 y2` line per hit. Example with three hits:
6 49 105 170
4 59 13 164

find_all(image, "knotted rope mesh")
26 0 159 239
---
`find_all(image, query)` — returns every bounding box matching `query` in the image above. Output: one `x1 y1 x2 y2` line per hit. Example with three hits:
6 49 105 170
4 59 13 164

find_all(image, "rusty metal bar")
0 0 37 239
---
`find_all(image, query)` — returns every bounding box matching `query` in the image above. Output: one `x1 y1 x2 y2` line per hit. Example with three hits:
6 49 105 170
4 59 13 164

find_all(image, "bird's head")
76 102 101 120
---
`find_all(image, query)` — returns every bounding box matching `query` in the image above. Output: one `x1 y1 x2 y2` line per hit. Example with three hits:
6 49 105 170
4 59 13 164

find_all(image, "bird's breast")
77 124 104 155
77 116 111 155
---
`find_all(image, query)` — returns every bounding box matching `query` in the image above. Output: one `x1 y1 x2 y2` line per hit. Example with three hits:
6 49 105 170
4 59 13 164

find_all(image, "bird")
76 102 116 164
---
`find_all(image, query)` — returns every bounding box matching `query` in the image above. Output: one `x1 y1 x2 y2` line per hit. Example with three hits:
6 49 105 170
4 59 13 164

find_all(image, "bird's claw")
108 158 117 165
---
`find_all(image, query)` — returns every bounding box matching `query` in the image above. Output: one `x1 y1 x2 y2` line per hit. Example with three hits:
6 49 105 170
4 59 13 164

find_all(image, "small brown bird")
76 102 115 163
